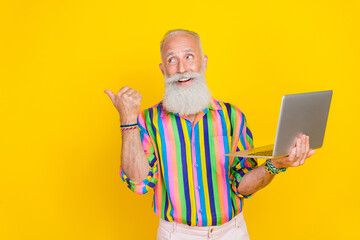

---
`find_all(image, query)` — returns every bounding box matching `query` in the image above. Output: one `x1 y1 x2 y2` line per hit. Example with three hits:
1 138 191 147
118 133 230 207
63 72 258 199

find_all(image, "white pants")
157 212 250 240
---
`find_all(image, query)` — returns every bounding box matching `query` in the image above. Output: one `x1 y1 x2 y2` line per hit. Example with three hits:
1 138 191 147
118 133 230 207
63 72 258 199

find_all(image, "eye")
186 55 194 59
168 58 175 63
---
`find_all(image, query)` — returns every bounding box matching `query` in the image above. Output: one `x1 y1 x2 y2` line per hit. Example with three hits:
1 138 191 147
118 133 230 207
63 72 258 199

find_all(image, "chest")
149 111 234 160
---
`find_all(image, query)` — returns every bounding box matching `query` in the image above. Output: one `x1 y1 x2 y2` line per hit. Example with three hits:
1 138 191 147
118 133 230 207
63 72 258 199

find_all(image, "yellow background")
1 0 359 239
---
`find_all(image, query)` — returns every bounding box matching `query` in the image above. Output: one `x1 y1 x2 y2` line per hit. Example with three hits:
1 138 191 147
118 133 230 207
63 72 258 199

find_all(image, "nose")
178 60 186 74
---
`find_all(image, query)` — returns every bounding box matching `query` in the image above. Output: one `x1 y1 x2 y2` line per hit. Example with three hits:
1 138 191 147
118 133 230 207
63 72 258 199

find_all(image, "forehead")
161 33 201 57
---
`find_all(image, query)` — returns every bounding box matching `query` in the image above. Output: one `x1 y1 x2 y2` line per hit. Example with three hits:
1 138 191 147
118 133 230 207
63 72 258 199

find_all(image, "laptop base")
224 144 288 159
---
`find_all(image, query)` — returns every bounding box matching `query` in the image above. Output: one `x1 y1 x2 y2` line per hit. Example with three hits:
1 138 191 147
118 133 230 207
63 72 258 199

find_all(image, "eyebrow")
166 49 196 58
183 48 195 53
166 52 175 58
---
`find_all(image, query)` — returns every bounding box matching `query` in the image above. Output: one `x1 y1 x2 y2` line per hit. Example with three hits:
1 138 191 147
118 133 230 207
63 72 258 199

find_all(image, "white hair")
161 29 211 115
162 71 212 116
160 29 204 57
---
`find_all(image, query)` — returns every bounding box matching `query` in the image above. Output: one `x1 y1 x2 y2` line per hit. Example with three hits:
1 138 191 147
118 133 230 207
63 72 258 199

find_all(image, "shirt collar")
160 97 221 118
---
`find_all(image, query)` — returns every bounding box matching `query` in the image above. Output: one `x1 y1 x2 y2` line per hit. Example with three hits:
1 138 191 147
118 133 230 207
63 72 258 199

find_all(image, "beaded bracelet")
265 159 287 175
120 123 138 132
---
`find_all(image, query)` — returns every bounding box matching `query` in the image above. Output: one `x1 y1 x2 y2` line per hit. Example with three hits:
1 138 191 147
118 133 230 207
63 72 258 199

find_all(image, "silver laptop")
225 90 333 159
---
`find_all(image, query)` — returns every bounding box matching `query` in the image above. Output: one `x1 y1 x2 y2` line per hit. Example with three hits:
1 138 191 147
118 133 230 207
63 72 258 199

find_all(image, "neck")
186 114 197 125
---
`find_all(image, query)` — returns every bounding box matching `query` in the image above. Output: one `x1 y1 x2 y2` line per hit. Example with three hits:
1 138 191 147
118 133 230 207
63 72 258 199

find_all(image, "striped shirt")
120 98 257 226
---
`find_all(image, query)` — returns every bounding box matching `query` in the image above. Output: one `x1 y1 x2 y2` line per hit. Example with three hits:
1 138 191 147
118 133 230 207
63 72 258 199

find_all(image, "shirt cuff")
119 166 157 195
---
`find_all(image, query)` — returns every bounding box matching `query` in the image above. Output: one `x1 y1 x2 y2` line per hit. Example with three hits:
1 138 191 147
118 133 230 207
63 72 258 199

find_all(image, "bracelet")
120 123 138 127
121 126 138 131
265 159 287 175
120 123 138 132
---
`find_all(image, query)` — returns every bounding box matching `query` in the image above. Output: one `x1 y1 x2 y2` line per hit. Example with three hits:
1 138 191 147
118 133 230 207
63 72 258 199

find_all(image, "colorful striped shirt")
119 98 257 226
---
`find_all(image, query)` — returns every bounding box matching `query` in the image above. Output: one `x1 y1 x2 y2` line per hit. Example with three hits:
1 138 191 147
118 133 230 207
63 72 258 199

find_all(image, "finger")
117 86 130 96
301 135 310 164
307 149 316 157
289 146 297 161
137 91 142 98
296 137 301 158
135 94 143 101
301 135 306 156
129 90 139 97
300 135 309 165
123 88 135 96
104 90 116 105
299 135 307 163
305 135 310 154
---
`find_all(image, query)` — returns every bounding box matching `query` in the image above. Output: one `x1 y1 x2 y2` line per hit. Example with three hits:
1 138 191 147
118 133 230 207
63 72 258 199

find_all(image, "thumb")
104 90 116 105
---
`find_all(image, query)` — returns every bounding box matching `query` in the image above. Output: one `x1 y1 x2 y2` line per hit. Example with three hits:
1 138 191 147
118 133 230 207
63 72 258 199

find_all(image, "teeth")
179 77 191 82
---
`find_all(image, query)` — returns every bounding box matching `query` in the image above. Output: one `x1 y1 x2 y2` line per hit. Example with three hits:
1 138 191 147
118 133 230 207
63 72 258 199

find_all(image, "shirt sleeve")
119 111 159 195
229 111 258 198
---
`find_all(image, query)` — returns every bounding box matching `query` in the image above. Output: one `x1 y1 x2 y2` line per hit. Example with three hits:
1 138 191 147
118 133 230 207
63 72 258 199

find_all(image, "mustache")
165 72 203 84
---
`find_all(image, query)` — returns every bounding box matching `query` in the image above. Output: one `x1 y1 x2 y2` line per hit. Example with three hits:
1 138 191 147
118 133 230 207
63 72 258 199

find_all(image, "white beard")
162 71 212 116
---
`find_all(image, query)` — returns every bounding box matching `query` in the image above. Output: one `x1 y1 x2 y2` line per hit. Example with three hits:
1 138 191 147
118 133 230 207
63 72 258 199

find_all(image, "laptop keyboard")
247 150 273 156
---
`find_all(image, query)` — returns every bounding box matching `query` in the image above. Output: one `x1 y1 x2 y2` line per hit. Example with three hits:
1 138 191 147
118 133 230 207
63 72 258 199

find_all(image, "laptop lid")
272 90 333 157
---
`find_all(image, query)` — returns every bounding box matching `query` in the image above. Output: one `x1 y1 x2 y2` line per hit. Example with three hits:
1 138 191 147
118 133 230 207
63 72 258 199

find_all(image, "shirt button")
194 164 198 168
199 209 202 213
196 186 200 190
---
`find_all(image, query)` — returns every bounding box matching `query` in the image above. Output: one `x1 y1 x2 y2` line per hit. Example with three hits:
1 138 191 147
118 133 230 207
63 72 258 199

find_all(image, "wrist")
271 159 285 169
265 159 287 175
120 117 138 125
120 123 138 133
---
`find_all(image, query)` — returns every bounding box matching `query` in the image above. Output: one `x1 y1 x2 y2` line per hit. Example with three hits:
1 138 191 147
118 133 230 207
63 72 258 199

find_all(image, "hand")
104 86 142 125
271 134 316 168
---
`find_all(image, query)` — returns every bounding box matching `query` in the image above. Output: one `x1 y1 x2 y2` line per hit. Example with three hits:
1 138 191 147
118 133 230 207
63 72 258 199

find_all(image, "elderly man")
105 29 315 240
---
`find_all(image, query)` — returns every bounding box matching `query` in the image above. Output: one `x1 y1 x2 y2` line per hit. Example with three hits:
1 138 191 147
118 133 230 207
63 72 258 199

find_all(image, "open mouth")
178 77 193 83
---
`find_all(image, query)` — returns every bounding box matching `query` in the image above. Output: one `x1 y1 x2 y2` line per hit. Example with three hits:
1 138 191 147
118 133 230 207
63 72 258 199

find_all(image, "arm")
121 124 149 182
104 86 149 182
237 135 315 196
236 163 275 197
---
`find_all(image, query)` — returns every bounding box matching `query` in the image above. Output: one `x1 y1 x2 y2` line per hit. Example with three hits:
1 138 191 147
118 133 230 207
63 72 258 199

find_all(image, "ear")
159 63 165 76
203 55 208 71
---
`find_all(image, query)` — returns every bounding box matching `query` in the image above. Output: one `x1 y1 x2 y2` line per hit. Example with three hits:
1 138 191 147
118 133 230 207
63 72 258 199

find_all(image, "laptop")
225 90 333 159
